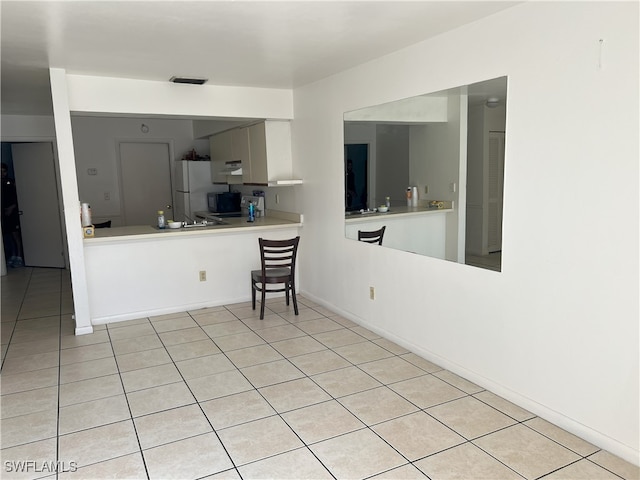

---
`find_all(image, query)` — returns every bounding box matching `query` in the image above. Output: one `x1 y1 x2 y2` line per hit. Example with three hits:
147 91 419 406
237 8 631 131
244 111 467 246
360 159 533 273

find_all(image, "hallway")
1 268 637 479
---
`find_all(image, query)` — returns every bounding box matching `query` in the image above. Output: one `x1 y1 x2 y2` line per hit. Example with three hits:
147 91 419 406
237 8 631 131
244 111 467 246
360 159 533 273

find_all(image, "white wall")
293 2 638 465
66 75 293 119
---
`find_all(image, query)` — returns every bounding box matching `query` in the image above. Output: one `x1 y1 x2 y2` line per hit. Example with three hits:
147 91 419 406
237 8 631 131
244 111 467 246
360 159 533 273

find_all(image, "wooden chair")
251 236 300 320
358 226 386 245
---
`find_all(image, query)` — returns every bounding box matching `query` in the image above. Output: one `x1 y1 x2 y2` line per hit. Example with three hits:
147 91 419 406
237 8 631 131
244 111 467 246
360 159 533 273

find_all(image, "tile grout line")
220 304 349 478
0 267 32 372
55 267 63 480
149 308 243 478
105 322 152 480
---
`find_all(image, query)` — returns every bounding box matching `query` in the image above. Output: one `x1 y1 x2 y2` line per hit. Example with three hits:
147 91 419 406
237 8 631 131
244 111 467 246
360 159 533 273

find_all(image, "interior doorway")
2 142 65 268
344 144 368 211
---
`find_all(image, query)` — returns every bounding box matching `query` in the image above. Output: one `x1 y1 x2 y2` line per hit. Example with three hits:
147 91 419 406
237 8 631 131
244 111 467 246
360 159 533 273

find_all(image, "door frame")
115 139 176 226
486 130 505 254
0 137 69 269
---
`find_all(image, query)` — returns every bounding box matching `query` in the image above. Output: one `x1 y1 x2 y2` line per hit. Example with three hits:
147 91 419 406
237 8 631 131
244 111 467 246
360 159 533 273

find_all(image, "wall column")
49 68 93 335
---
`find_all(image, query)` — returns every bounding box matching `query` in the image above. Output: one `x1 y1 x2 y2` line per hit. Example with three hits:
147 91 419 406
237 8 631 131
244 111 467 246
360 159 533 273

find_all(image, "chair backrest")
259 236 300 275
358 226 386 245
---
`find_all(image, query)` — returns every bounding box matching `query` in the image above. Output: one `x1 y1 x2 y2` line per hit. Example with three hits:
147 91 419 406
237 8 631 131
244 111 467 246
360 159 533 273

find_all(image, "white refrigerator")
174 161 224 221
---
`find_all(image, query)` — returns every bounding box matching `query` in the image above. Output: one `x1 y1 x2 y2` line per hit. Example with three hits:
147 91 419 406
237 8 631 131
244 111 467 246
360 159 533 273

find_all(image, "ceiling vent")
169 76 208 85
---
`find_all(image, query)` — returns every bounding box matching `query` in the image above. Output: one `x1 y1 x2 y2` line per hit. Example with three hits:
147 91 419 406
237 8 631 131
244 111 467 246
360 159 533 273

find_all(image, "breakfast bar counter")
82 210 302 325
85 211 302 244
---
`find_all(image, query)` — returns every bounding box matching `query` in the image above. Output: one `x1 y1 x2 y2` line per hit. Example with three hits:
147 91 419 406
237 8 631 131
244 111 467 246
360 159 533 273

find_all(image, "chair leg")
260 285 266 320
291 281 299 316
251 280 256 311
285 285 290 306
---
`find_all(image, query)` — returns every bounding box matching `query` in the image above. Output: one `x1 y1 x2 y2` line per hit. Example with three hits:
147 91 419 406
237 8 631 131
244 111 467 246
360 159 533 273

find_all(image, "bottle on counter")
157 210 166 229
248 201 255 223
406 187 418 207
80 202 92 227
385 196 391 208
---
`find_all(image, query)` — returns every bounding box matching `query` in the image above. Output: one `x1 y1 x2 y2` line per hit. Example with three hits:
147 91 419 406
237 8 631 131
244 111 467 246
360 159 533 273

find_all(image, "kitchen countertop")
344 204 453 223
85 211 302 244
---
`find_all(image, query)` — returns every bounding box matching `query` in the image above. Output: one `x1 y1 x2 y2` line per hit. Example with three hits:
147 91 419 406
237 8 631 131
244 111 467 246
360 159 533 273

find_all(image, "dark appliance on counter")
207 191 242 217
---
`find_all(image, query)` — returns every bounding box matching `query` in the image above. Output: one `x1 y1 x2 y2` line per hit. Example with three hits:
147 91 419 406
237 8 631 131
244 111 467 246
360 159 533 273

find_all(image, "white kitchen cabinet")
232 127 250 168
210 120 301 186
246 120 300 185
209 129 233 162
210 128 249 184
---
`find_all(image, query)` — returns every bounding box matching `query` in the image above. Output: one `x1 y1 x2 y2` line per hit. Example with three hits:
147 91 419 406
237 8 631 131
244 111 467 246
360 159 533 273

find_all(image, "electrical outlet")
199 270 206 282
104 192 110 201
369 286 375 300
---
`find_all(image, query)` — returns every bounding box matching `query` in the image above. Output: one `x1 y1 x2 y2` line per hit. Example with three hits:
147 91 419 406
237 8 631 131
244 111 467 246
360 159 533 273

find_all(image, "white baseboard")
74 325 94 336
90 297 250 325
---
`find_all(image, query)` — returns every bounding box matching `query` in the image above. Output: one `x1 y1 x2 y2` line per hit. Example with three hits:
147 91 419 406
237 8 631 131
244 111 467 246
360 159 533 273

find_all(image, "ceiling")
0 1 518 116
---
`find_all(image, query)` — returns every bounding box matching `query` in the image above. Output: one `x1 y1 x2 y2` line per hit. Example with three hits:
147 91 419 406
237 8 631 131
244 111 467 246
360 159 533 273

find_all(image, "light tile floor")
1 267 638 480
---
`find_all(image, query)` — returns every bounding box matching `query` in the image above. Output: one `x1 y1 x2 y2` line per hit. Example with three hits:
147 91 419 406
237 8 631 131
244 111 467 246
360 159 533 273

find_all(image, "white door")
119 142 173 226
11 143 65 268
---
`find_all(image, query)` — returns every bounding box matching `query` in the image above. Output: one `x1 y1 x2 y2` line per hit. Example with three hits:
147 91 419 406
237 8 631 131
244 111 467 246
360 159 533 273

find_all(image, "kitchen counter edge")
84 215 302 244
344 206 453 223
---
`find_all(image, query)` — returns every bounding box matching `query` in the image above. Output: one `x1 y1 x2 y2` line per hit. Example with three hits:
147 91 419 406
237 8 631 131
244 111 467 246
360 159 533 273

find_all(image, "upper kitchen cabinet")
245 120 301 186
210 128 249 184
210 120 302 186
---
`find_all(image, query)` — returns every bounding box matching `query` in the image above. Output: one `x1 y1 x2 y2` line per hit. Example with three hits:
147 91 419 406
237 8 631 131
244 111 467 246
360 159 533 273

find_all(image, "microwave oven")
207 192 242 216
